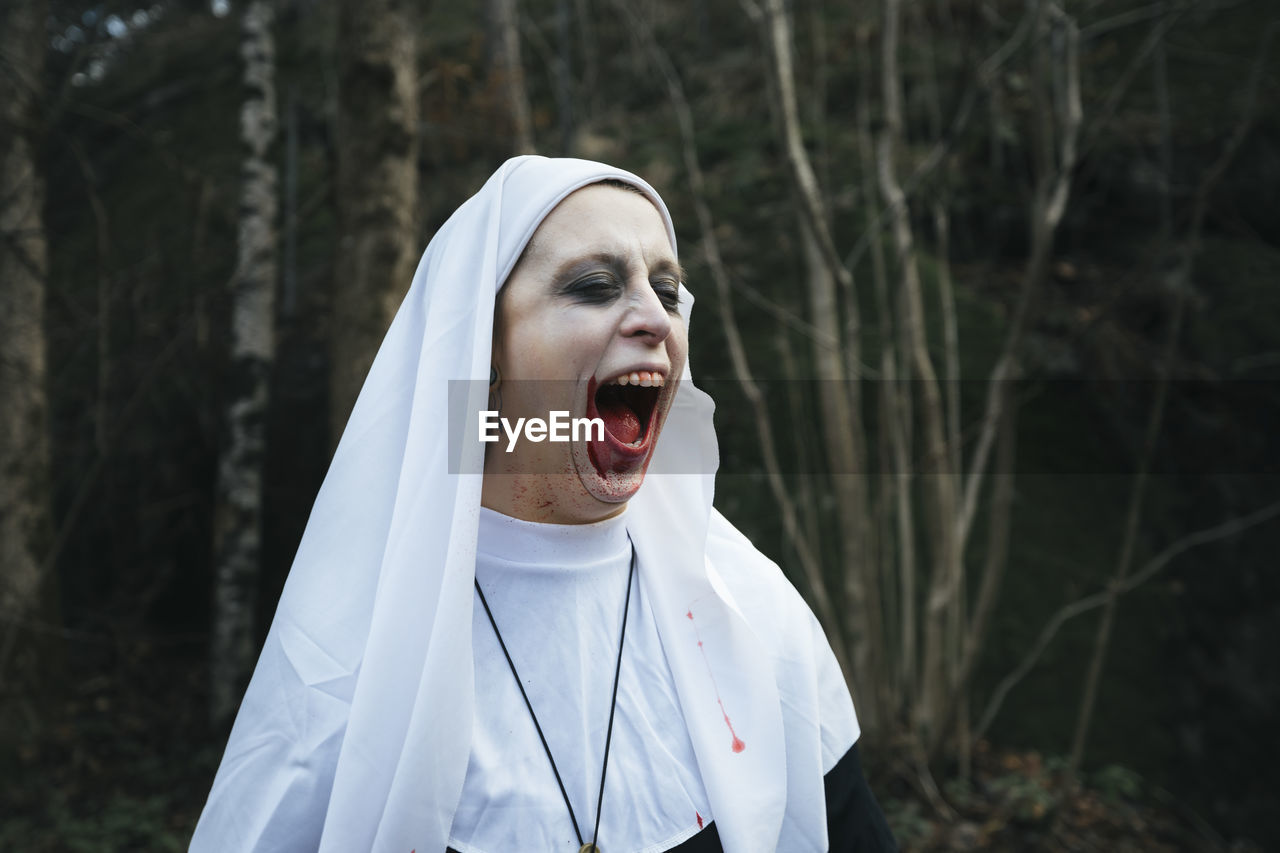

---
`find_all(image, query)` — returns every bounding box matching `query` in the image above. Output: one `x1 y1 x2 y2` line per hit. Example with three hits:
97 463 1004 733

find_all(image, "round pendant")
579 845 601 853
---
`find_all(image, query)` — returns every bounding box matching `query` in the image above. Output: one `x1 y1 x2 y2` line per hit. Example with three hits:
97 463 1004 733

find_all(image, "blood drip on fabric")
686 607 747 754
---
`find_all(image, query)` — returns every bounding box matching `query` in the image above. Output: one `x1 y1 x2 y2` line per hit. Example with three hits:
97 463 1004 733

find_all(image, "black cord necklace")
473 539 636 853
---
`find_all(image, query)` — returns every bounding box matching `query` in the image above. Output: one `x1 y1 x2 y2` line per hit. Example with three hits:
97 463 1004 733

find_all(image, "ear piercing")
488 366 502 414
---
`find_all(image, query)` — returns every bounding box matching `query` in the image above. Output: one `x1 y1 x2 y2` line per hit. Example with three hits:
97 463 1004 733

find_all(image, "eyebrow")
552 251 688 286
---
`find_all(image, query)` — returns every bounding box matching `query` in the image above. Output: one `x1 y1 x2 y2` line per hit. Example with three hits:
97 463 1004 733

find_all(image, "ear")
489 313 504 385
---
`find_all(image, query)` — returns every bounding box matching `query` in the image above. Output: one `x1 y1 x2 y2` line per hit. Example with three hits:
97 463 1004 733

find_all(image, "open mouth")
584 372 665 473
595 380 660 445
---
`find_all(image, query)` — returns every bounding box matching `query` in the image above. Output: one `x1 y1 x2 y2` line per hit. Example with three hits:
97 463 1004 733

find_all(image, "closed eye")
652 279 681 312
564 274 623 304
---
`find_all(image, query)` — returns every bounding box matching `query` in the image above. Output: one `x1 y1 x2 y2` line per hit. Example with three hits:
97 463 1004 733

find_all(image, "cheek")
543 314 612 366
668 329 690 371
507 321 607 381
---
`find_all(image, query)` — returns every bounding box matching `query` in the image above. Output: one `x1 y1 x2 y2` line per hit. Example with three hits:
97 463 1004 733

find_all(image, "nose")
620 278 673 342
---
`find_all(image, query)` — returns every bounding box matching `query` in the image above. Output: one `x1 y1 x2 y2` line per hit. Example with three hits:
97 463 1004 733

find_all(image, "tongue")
598 396 642 444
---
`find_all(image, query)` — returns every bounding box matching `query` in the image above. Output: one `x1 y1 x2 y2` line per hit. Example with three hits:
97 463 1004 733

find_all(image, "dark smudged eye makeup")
652 279 681 311
563 274 622 303
561 270 681 314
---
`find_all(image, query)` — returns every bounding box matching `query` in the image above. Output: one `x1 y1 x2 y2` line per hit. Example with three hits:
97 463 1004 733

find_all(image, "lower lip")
584 377 658 476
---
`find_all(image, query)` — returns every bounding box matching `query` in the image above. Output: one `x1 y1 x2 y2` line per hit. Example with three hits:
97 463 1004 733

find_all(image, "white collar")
477 505 630 567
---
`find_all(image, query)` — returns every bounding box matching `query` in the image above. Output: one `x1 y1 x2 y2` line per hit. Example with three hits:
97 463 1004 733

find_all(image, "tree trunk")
211 0 280 728
878 0 958 743
487 0 536 154
0 0 53 694
751 0 882 734
331 0 421 441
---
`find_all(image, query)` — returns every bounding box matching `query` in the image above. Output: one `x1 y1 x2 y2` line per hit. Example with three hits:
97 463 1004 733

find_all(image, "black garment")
667 743 896 852
824 744 898 852
445 743 895 852
444 823 722 853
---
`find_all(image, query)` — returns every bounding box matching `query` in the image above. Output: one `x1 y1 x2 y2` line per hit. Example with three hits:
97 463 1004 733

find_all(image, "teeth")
608 371 665 387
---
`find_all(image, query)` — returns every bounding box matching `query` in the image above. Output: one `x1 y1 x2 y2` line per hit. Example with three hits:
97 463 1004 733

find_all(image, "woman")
191 156 895 852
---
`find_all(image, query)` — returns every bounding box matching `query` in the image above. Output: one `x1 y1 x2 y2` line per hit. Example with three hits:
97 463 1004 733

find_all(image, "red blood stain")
686 606 747 754
696 812 704 829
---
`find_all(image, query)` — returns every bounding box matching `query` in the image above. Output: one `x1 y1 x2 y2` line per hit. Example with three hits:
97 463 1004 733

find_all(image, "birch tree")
0 0 53 691
331 0 420 439
211 0 279 728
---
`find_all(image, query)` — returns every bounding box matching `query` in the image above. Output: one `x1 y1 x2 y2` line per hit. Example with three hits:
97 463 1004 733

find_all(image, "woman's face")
484 183 689 523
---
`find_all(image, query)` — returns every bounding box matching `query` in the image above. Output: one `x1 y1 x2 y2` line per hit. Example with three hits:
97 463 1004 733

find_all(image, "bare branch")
0 317 196 688
1077 6 1186 162
959 2 1083 548
1185 19 1279 250
742 0 854 297
1068 15 1277 771
931 395 1018 760
854 10 914 715
842 6 1034 271
1080 0 1251 42
974 501 1280 741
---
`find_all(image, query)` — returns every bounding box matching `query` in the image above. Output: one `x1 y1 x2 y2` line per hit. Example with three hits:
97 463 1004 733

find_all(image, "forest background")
2 0 1278 850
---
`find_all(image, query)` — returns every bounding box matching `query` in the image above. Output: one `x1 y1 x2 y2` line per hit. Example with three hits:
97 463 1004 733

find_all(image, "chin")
572 452 648 504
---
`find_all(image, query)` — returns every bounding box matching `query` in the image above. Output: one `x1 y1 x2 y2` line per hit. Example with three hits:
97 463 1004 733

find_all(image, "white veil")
191 155 857 853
